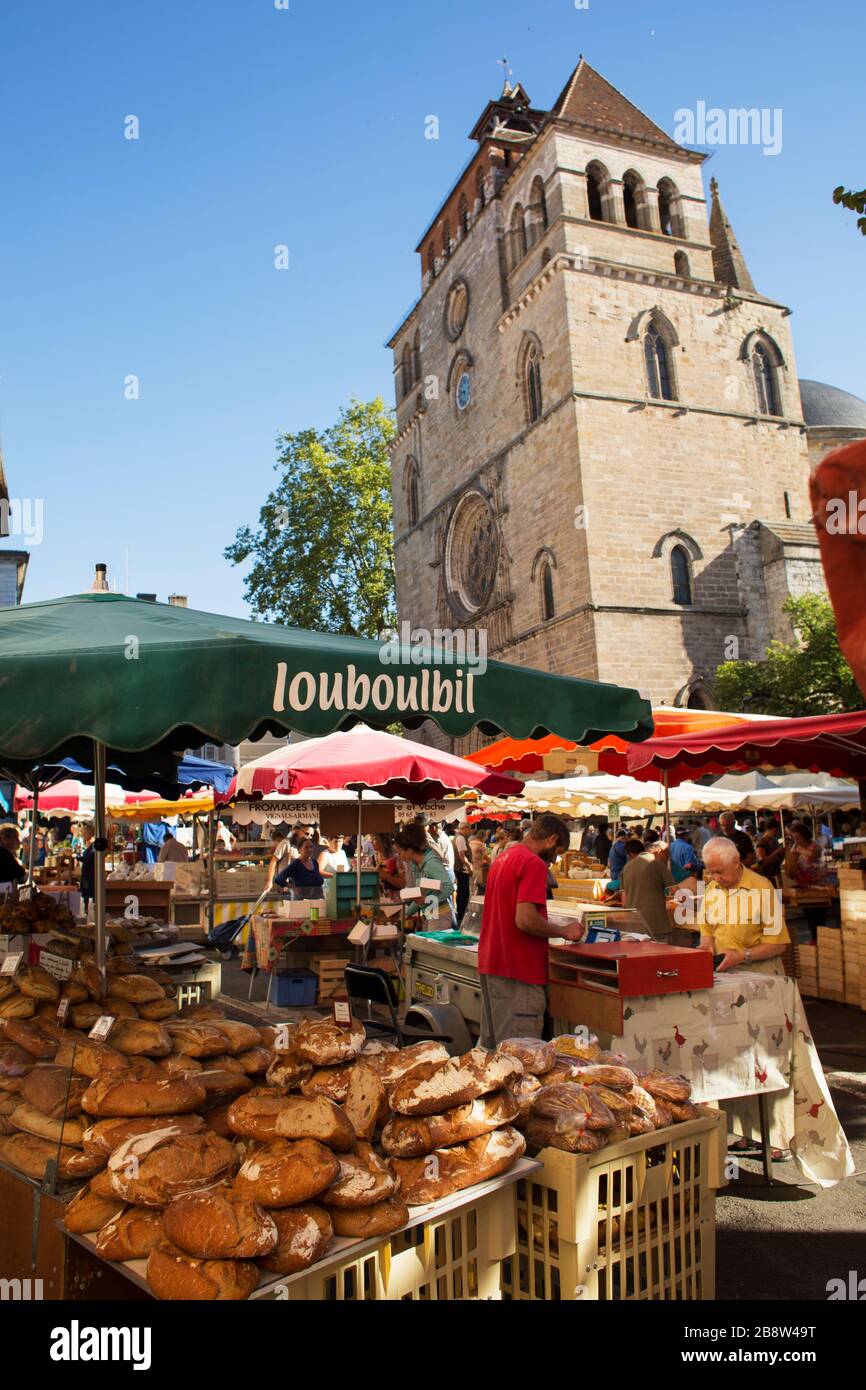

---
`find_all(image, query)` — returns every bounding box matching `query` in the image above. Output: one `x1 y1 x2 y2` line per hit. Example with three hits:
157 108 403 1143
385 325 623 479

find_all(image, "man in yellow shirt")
698 837 790 975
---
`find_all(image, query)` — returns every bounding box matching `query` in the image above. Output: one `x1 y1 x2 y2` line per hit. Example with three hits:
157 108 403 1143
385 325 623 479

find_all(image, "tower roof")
551 57 682 152
708 176 756 292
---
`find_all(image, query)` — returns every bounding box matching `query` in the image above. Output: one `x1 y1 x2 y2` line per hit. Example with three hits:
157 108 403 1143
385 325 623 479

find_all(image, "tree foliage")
226 398 396 638
713 593 863 716
832 184 866 237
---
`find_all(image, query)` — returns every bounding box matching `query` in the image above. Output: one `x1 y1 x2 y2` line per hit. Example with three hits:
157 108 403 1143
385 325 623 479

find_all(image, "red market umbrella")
626 710 866 788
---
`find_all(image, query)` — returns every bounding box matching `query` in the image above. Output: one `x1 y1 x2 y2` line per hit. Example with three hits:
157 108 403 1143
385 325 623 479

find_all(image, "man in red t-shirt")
478 813 583 1048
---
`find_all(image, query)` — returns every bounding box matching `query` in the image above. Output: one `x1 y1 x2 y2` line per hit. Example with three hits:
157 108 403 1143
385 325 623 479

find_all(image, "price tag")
0 952 23 977
332 995 352 1029
56 998 71 1026
39 951 74 982
88 1015 116 1041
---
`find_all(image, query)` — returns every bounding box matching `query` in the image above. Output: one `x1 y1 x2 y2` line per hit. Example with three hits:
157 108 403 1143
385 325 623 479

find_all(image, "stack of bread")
0 891 76 936
508 1035 704 1154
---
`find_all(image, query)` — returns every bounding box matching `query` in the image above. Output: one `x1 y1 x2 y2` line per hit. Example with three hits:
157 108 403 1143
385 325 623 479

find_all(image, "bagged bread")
233 1138 340 1208
227 1091 355 1151
107 1130 236 1206
639 1070 692 1103
381 1091 520 1158
509 1074 542 1118
256 1204 333 1276
529 1083 615 1134
147 1242 259 1301
163 1189 278 1259
565 1063 638 1092
389 1127 526 1204
294 1017 366 1066
81 1074 207 1118
323 1141 396 1209
82 1113 205 1158
652 1100 674 1129
626 1085 658 1122
64 1182 126 1234
499 1038 555 1075
96 1208 166 1260
668 1099 701 1123
523 1115 608 1153
551 1035 602 1062
330 1196 409 1239
588 1084 635 1118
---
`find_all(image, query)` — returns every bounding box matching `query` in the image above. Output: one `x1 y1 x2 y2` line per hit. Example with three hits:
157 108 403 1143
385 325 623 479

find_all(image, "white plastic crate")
502 1114 725 1301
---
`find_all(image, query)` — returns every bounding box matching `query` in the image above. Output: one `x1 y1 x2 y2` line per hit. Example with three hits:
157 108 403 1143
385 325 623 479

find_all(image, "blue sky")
1 0 863 616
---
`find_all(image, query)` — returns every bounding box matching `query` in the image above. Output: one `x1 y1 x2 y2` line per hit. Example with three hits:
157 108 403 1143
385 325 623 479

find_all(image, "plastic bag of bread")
589 1084 636 1119
668 1099 701 1123
564 1063 637 1091
640 1070 692 1103
625 1085 658 1123
509 1073 542 1118
550 1034 602 1063
531 1083 615 1133
499 1037 555 1075
626 1108 656 1137
388 1127 526 1204
146 1241 259 1301
652 1099 674 1129
522 1114 607 1153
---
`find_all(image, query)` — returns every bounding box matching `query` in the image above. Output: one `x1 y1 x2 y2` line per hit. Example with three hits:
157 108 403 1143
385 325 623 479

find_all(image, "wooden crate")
313 954 351 1003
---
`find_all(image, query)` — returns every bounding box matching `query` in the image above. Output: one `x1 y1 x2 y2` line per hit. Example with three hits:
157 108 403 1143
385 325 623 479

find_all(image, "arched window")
401 344 413 398
526 176 548 247
644 323 675 400
510 203 527 267
458 193 469 238
674 250 690 278
671 545 692 605
476 166 486 209
412 330 421 386
406 458 420 528
657 178 685 238
523 339 543 424
752 342 781 416
586 161 608 221
622 170 646 230
541 562 555 621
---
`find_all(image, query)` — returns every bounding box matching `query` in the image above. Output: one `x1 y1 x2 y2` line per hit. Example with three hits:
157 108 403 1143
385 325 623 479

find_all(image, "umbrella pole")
356 791 362 909
26 785 39 892
664 772 671 847
207 812 216 937
93 741 107 994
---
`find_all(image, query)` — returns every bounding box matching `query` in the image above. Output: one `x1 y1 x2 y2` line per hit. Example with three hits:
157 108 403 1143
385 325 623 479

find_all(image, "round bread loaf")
207 1054 246 1074
460 1049 524 1097
0 1131 104 1181
166 1023 230 1059
107 1130 236 1206
203 1102 233 1138
194 1069 254 1107
227 1091 355 1150
59 974 89 1004
293 1017 365 1066
0 995 36 1021
81 1074 207 1118
101 997 141 1020
147 1241 259 1301
137 997 178 1021
96 1208 165 1260
499 1037 555 1076
265 1051 311 1090
11 1100 86 1146
380 1090 520 1158
388 1057 478 1118
176 1003 227 1022
17 966 60 1002
388 1126 526 1205
365 1041 449 1087
0 1090 20 1114
164 1189 278 1259
158 1053 203 1076
550 1035 602 1062
210 1021 261 1055
257 1204 333 1275
299 1063 355 1103
233 1138 339 1208
2 1017 57 1058
88 1165 121 1198
360 1039 399 1058
108 1020 173 1058
104 974 165 1005
234 1047 272 1076
70 1002 106 1030
82 1113 205 1158
20 1066 88 1119
64 1182 126 1234
329 1196 409 1239
323 1141 396 1209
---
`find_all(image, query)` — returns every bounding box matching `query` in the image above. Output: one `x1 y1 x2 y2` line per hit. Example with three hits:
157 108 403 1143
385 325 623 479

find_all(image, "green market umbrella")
0 593 653 979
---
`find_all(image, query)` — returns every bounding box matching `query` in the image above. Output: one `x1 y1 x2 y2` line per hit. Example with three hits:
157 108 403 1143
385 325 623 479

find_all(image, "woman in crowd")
371 832 404 897
274 836 325 899
392 822 456 927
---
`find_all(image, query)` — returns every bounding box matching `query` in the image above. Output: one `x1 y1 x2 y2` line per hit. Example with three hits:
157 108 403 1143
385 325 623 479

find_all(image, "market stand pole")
207 811 216 938
26 784 39 891
93 741 108 991
356 790 362 908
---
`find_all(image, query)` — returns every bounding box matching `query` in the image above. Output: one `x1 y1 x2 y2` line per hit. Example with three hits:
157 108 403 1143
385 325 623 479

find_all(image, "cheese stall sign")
272 663 480 718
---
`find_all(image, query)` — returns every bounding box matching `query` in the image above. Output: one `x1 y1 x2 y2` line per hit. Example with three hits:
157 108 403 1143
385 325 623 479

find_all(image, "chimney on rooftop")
168 594 188 608
90 563 110 593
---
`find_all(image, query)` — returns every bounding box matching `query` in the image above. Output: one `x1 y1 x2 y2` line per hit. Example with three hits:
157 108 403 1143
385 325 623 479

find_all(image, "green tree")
226 397 396 638
713 593 863 716
832 184 866 237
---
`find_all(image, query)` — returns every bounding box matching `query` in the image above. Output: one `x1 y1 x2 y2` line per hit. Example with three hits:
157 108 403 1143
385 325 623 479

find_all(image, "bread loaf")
96 1208 165 1260
265 1051 312 1090
163 1189 278 1259
146 1242 259 1301
101 997 141 1020
257 1204 333 1275
0 1042 35 1077
499 1037 555 1075
530 1083 615 1133
625 1084 658 1122
17 965 60 1002
388 1127 526 1204
300 1063 355 1103
567 1063 638 1092
210 1021 261 1055
137 997 179 1022
20 1066 88 1118
329 1196 409 1239
108 1019 173 1058
63 1182 126 1234
193 1069 254 1107
0 995 36 1020
0 978 19 1003
104 974 165 1004
380 1091 519 1158
388 1058 478 1117
1 1017 55 1056
233 1138 339 1208
11 1100 86 1146
639 1070 692 1103
342 1064 387 1141
522 1115 607 1153
294 1016 366 1066
107 1130 236 1206
158 1053 203 1076
166 1023 231 1059
54 1036 128 1079
509 1073 542 1118
176 1003 227 1022
227 1092 355 1150
234 1047 272 1076
203 1102 233 1138
0 1132 104 1180
460 1049 525 1096
82 1113 205 1158
551 1035 602 1062
365 1041 449 1087
323 1140 396 1209
589 1084 635 1118
81 1074 207 1118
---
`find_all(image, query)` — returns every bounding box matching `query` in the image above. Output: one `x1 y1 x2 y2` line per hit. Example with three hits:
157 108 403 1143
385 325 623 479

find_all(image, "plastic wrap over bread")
498 1038 555 1075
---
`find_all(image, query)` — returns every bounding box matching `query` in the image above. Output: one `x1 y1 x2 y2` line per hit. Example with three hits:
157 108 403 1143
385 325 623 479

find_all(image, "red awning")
626 710 866 786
